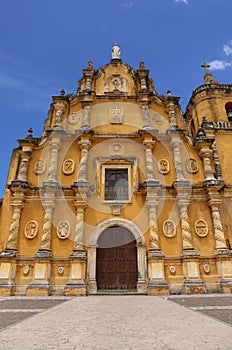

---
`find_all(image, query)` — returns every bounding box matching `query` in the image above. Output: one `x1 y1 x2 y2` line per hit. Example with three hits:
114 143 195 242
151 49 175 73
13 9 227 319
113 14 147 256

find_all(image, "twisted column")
81 106 91 130
73 205 86 253
47 138 61 182
179 203 194 251
142 105 151 129
147 201 160 250
143 139 156 183
208 201 228 252
77 139 91 183
170 136 185 182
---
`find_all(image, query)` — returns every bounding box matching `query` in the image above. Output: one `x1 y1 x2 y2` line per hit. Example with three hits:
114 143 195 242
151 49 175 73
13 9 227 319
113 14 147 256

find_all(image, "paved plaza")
0 294 231 349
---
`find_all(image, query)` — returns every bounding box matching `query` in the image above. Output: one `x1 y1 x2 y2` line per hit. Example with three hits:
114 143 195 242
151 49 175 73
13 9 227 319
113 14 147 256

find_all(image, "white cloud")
223 41 232 56
122 1 134 8
174 0 188 4
208 60 232 70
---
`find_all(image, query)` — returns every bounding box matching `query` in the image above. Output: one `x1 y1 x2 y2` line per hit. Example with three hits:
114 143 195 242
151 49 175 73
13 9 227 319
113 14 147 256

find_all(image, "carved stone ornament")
158 159 170 175
57 221 70 240
109 107 124 124
169 265 176 274
58 266 64 275
67 112 79 125
163 220 176 238
33 159 46 175
24 220 38 239
153 112 164 125
203 263 210 274
195 219 208 237
110 143 124 155
186 158 199 174
23 265 30 275
62 159 75 175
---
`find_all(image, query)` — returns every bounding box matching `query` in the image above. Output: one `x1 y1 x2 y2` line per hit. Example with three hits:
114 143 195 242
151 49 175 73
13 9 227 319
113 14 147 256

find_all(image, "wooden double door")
96 226 138 290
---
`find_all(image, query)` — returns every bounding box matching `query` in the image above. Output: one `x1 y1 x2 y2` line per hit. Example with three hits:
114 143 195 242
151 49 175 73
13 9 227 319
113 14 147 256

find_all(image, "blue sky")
0 0 231 197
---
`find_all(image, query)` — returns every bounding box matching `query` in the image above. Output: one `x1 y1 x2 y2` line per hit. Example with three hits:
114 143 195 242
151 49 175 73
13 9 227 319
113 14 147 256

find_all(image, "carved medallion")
109 107 124 124
57 221 70 239
62 159 75 175
195 219 208 237
186 158 198 174
58 266 64 275
33 159 46 175
67 112 79 125
110 143 123 155
169 265 176 274
23 265 30 275
153 112 164 125
24 220 38 239
158 159 170 174
163 220 176 238
203 263 210 274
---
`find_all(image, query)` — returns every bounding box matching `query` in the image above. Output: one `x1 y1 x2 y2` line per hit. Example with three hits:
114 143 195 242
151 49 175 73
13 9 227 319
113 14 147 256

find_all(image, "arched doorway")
96 226 138 290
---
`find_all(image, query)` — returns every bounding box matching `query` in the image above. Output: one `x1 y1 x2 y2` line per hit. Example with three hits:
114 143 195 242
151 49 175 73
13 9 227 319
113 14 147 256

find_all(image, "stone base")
64 281 86 296
0 282 15 296
220 279 232 293
137 279 147 294
69 250 86 259
183 280 206 294
26 281 51 296
87 280 97 294
148 281 169 296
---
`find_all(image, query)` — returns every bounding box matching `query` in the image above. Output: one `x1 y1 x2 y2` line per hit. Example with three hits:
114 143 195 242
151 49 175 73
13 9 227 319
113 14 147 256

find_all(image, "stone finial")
26 128 33 139
201 62 220 85
167 90 172 96
60 89 65 96
139 61 145 69
112 43 121 60
87 61 93 69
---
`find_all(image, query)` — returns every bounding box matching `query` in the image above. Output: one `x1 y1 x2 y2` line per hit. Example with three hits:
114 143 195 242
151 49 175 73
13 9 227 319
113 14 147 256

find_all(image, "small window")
105 169 128 200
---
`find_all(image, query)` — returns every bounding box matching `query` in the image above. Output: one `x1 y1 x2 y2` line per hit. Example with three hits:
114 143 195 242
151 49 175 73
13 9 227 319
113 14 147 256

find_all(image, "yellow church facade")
0 45 232 296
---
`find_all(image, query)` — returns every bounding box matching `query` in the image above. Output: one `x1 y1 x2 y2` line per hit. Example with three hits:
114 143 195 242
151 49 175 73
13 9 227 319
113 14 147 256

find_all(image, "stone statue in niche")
62 159 75 175
195 219 208 237
24 220 38 239
109 107 124 124
57 221 70 240
33 159 46 175
186 158 198 174
104 74 128 93
163 220 176 238
158 159 170 175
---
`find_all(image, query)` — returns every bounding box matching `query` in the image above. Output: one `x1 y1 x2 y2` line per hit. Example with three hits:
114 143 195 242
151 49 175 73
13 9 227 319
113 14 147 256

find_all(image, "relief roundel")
62 159 75 175
33 159 46 175
163 220 176 238
158 159 170 175
186 158 198 174
195 219 208 237
24 220 38 239
57 221 70 240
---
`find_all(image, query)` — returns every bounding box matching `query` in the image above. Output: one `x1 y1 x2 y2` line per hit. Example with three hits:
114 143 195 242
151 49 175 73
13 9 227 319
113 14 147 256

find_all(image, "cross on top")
201 62 210 74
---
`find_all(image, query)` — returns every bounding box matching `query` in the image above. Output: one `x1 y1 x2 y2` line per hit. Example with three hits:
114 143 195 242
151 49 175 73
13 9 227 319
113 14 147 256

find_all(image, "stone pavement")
0 295 232 350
